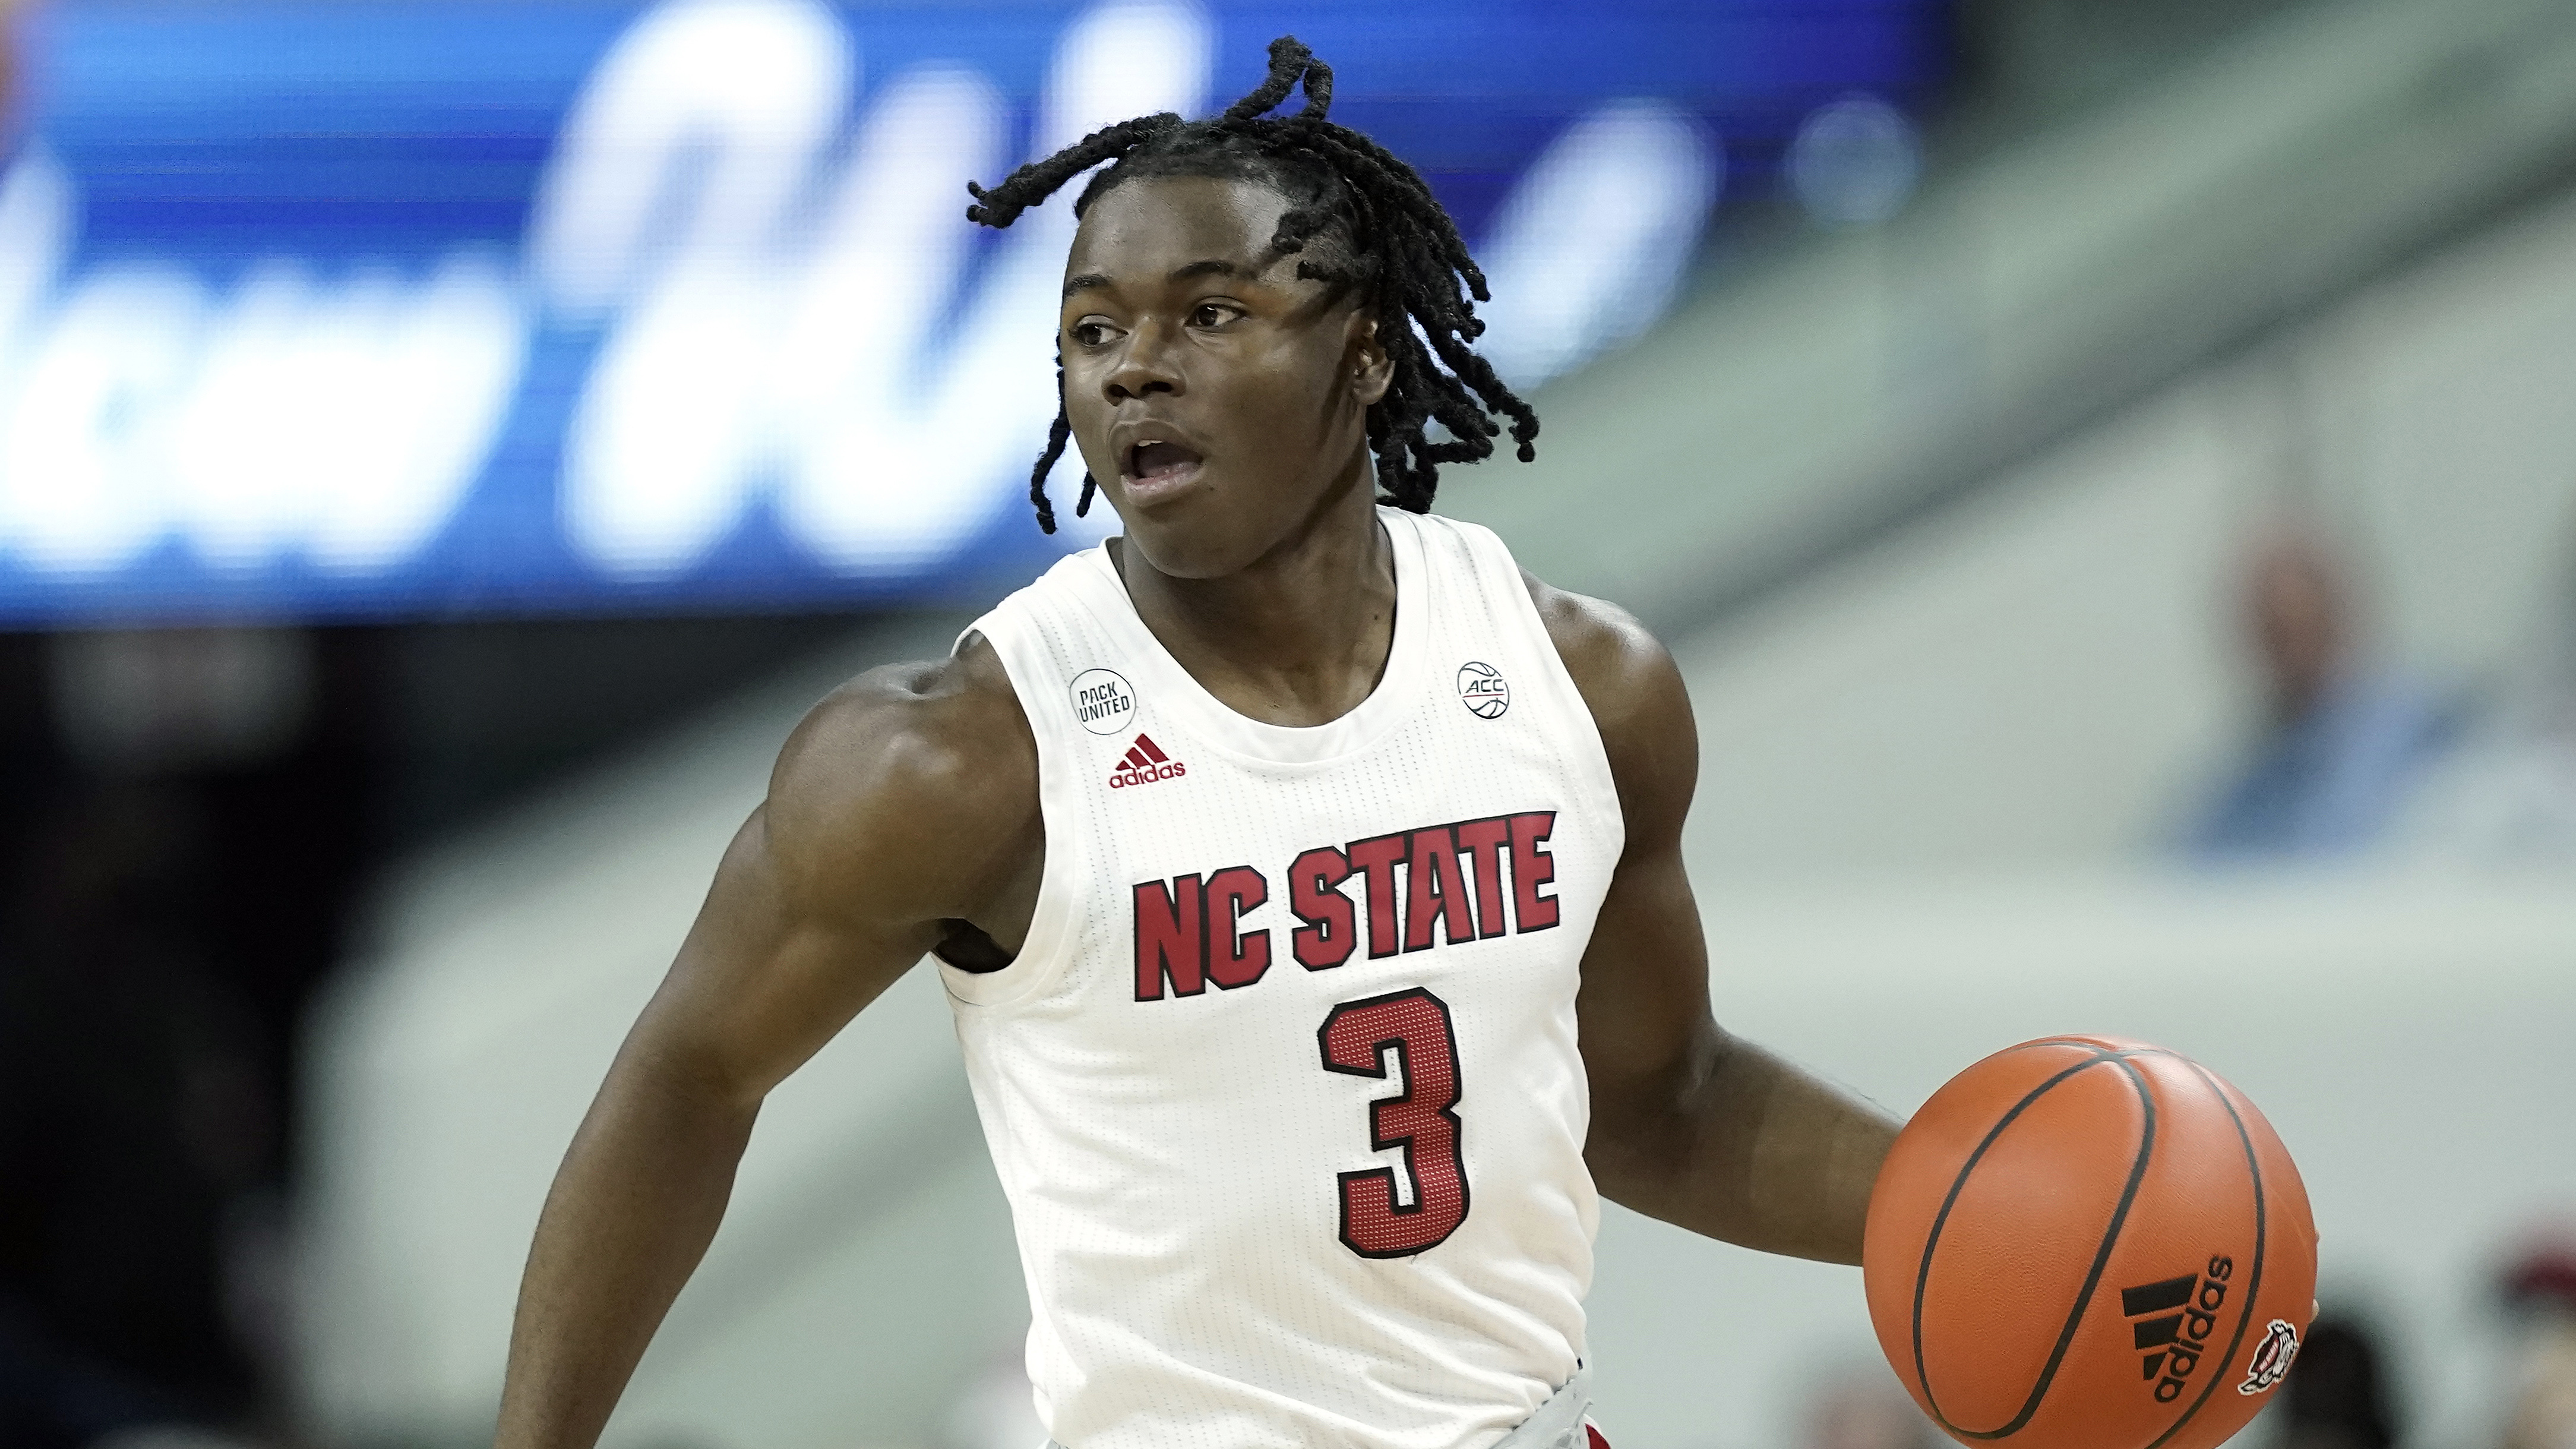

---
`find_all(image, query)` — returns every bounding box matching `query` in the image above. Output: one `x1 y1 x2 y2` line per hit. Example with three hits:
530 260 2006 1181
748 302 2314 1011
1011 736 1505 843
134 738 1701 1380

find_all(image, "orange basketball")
1863 1036 2318 1449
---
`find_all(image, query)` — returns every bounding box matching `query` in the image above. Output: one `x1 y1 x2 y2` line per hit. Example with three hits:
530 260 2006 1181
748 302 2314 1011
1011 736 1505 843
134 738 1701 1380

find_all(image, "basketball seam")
2137 1060 2270 1449
1910 1053 2123 1427
1994 1055 2161 1439
1911 1047 2162 1441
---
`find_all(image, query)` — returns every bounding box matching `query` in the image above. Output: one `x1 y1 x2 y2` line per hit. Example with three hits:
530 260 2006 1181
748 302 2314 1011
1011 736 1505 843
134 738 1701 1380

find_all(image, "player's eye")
1189 302 1242 329
1069 318 1120 348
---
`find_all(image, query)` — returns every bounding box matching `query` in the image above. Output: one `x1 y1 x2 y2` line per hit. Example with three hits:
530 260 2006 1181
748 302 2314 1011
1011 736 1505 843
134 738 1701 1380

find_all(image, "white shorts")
1041 1365 1601 1449
1491 1362 1598 1449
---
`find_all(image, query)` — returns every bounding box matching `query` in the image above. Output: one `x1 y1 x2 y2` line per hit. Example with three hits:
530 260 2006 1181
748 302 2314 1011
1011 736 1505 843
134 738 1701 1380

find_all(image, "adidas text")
1109 734 1187 789
2122 1255 2233 1404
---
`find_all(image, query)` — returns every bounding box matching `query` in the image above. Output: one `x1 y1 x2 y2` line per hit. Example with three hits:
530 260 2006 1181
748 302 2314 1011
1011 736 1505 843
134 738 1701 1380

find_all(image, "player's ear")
1347 313 1392 407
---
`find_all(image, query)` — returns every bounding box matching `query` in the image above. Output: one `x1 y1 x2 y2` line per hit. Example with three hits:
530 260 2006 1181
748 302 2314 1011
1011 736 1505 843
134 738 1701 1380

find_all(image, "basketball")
1863 1037 2318 1449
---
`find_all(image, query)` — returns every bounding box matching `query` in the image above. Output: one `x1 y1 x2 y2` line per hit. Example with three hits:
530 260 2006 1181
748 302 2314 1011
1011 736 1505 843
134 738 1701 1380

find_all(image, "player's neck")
1114 473 1393 729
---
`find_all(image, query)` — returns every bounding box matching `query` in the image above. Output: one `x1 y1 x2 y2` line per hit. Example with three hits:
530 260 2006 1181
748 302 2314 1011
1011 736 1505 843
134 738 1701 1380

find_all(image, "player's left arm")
1529 574 1901 1265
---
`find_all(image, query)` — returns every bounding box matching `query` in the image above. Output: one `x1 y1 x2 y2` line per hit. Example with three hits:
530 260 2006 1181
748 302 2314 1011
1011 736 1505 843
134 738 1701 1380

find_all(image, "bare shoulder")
762 633 1040 929
1521 571 1696 834
1521 571 1690 743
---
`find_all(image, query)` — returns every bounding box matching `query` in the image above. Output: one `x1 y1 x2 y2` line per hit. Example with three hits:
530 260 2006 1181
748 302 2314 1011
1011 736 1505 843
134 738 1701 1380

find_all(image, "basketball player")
495 40 1902 1449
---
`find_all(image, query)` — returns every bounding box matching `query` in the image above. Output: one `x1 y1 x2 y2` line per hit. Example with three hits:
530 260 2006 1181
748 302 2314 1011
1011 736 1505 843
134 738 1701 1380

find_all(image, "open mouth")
1123 438 1206 495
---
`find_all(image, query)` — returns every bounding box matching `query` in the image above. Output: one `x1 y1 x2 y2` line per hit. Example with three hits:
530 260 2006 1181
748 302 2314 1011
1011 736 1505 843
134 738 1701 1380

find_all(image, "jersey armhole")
1442 514 1630 863
938 614 1085 1009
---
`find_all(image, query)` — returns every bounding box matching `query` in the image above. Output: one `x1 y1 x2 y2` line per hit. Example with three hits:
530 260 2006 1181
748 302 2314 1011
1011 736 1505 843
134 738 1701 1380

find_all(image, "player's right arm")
492 639 1039 1449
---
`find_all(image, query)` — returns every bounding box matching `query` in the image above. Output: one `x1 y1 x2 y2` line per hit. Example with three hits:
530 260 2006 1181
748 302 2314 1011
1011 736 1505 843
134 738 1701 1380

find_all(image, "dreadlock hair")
965 35 1539 534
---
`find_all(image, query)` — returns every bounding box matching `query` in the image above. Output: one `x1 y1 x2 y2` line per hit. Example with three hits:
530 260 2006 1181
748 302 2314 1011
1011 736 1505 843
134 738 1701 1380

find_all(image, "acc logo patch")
2237 1319 2300 1396
1070 668 1139 737
1457 661 1510 719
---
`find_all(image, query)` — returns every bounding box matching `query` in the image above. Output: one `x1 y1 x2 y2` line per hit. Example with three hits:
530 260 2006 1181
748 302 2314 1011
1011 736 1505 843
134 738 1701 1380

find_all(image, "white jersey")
943 507 1624 1449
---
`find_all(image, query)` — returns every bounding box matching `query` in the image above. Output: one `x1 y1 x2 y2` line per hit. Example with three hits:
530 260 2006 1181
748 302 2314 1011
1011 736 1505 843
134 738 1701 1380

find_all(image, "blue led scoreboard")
0 0 1942 621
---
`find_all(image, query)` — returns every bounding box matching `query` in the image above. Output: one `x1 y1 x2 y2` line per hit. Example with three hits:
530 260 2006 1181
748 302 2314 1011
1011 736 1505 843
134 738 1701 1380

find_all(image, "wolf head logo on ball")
2238 1320 2300 1396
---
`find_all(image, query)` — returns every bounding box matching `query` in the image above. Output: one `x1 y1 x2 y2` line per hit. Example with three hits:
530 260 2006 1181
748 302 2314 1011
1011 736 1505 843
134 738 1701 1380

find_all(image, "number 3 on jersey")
1319 988 1468 1257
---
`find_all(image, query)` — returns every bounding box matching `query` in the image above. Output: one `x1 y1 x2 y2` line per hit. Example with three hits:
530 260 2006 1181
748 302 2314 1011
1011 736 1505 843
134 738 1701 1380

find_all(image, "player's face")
1059 175 1389 579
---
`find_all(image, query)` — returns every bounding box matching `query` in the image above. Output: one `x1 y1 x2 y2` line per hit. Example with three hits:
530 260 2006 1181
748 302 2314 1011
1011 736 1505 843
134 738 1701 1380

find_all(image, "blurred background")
0 0 2571 1447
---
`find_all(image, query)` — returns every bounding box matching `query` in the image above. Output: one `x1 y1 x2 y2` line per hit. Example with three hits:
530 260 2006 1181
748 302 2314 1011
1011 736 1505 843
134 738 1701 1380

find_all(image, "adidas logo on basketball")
1108 734 1187 789
2120 1256 2233 1403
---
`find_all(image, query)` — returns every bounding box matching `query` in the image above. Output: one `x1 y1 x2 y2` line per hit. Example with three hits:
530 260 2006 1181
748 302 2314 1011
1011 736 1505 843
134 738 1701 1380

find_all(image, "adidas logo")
1108 734 1187 790
2121 1256 2233 1403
